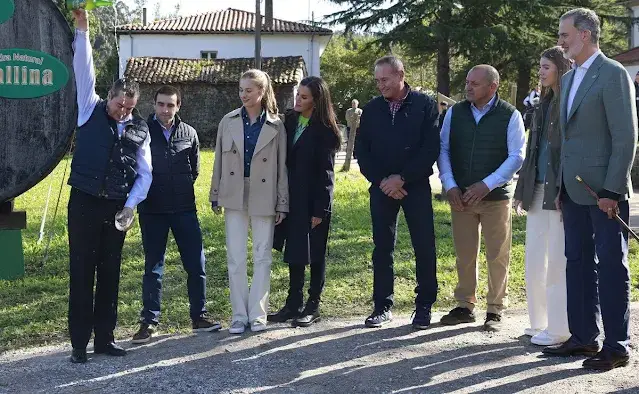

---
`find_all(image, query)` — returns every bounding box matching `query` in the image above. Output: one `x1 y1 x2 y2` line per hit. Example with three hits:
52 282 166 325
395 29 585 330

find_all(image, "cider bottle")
67 0 113 11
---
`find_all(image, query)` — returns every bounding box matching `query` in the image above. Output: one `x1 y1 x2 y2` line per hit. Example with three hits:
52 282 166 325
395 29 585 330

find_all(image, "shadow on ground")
2 310 636 394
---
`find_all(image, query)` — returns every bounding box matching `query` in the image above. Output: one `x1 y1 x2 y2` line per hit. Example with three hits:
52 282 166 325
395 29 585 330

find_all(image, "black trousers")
370 182 438 310
286 261 326 309
285 217 331 309
67 188 126 349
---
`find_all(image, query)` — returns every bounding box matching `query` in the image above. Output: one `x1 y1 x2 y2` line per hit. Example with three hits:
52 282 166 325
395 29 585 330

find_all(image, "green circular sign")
0 48 70 98
0 0 14 24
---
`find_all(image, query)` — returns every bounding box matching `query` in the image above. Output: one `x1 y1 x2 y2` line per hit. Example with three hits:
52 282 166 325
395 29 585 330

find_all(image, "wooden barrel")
0 0 76 203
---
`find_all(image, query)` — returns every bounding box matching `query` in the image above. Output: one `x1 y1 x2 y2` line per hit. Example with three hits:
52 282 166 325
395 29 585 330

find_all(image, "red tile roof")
612 46 639 65
116 8 332 35
124 56 307 85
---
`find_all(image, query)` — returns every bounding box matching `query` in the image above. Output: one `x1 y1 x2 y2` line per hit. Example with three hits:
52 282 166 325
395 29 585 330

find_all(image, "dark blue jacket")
138 115 199 214
355 88 440 186
68 101 148 200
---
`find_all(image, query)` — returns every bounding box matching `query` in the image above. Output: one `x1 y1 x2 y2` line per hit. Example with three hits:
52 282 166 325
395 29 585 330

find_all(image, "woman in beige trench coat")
210 69 289 334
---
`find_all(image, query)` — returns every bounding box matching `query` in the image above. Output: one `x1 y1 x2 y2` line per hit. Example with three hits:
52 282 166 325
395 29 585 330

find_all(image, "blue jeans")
561 192 630 355
139 211 207 324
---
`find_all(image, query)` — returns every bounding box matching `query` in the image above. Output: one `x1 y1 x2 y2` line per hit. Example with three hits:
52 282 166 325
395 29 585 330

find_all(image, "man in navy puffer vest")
67 10 152 364
131 85 222 344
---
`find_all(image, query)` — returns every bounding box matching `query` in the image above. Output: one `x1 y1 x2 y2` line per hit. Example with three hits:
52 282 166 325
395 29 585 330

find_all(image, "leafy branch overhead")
323 0 632 108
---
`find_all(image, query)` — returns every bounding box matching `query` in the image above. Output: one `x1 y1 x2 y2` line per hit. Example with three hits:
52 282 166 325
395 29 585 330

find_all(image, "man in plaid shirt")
355 56 440 330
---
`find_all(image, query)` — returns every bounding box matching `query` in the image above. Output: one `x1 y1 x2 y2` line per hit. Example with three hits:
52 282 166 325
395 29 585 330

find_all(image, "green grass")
2 150 639 351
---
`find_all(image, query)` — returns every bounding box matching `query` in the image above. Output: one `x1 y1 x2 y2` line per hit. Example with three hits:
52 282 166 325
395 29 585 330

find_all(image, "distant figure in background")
438 102 449 130
523 85 541 129
345 99 363 159
345 99 363 140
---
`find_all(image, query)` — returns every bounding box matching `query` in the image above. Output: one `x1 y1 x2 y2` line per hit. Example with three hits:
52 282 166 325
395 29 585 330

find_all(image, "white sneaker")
531 330 570 346
229 321 246 334
250 321 267 332
524 328 542 337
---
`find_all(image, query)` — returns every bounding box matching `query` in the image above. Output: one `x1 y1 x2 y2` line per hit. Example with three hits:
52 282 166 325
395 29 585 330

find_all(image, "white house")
115 8 333 78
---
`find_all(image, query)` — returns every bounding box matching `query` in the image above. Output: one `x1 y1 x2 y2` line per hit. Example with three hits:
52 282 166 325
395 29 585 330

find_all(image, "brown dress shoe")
583 349 630 371
542 339 599 357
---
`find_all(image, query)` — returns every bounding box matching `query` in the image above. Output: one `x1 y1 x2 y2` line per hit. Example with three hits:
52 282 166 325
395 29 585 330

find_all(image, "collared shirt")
293 115 310 144
437 94 526 191
567 50 601 114
73 29 153 209
241 107 266 177
153 114 176 141
386 85 410 120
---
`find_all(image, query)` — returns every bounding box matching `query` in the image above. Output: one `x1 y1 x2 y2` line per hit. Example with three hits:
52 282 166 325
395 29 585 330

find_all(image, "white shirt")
73 29 153 209
567 50 601 114
438 95 526 191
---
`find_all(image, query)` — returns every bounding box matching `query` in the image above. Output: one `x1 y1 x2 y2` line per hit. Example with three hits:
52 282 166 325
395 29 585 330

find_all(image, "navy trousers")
68 188 126 349
369 181 438 310
562 192 631 355
139 211 207 324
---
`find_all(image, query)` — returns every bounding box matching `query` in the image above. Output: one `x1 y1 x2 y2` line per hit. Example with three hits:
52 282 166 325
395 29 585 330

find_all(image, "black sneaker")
192 315 222 332
483 313 502 332
132 323 156 344
411 308 432 330
365 308 393 328
440 307 476 326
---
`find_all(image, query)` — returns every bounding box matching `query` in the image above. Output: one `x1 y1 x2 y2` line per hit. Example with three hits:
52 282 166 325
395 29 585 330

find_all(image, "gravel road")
1 306 638 394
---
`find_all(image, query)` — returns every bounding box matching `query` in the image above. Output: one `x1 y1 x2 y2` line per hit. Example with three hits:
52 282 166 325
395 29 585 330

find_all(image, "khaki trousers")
224 178 275 325
451 199 511 315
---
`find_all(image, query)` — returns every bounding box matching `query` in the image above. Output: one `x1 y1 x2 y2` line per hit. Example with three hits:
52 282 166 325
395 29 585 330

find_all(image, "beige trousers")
524 184 570 338
224 178 275 324
451 199 512 315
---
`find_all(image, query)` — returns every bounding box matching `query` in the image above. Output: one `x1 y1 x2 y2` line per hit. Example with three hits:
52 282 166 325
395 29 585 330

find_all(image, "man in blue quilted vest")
67 10 152 364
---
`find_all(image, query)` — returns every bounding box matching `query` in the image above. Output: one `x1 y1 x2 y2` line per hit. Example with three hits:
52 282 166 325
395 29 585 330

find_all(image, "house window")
201 51 218 60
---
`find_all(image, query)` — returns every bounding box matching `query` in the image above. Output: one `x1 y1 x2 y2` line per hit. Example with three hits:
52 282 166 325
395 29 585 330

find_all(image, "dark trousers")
370 182 438 310
285 217 330 309
286 262 326 310
562 192 630 355
68 188 125 349
139 211 206 324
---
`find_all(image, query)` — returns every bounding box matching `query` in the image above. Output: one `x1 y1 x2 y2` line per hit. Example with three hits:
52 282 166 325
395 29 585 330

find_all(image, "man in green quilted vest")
437 65 526 331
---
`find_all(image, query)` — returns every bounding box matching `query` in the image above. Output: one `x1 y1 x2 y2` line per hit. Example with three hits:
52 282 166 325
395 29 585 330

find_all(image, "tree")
320 33 386 121
324 0 632 109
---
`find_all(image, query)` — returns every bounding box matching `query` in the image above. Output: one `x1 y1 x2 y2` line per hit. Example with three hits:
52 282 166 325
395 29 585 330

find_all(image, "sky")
124 0 349 26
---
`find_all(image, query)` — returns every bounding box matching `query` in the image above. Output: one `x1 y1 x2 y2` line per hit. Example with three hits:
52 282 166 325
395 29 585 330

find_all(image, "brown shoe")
483 313 502 332
543 339 600 357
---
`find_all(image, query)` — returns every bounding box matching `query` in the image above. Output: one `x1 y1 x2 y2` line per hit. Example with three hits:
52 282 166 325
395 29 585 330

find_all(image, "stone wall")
136 83 296 147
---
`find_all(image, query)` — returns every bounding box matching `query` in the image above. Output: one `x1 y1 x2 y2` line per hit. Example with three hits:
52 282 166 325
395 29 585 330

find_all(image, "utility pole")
255 0 273 70
255 0 262 69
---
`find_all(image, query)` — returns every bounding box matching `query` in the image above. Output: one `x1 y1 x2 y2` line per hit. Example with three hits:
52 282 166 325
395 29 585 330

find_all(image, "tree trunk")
436 7 451 96
516 61 532 112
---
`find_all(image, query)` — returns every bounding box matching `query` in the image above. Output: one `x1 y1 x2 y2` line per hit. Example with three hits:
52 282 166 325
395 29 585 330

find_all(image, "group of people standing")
354 7 636 372
65 9 340 363
64 6 635 373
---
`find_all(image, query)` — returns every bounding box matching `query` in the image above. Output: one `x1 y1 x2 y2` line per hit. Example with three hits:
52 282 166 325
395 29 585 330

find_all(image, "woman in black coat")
269 76 341 327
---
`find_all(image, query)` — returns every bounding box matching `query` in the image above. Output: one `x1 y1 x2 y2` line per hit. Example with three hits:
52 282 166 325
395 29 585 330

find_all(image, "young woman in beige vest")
210 69 289 334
